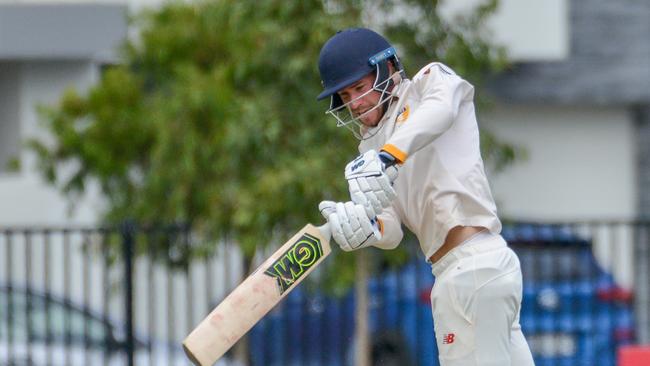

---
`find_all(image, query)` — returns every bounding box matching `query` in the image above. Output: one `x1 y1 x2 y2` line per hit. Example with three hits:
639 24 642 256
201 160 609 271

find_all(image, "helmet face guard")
326 69 402 140
317 28 406 139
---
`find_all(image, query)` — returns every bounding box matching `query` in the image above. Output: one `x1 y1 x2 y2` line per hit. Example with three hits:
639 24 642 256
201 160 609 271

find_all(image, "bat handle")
317 222 332 241
317 203 336 241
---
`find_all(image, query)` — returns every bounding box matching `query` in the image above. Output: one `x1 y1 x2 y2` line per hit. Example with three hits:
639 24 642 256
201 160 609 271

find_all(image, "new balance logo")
442 333 455 344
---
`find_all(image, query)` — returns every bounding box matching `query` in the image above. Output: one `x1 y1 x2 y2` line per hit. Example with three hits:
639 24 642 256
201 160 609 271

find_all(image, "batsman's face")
337 73 384 127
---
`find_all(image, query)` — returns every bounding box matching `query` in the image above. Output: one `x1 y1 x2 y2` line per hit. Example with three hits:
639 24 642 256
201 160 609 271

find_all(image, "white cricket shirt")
358 62 502 260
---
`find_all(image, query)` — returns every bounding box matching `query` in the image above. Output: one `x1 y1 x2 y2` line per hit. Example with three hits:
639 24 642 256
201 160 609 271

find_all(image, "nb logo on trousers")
443 333 455 344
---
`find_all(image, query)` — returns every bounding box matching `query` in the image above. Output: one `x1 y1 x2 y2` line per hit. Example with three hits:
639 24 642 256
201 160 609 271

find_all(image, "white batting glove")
319 201 381 251
345 150 398 218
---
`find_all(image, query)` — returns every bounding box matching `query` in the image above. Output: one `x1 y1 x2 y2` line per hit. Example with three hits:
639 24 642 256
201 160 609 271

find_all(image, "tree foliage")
30 0 513 274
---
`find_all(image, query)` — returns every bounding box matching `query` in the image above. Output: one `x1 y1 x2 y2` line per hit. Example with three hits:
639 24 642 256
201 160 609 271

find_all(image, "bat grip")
316 222 332 241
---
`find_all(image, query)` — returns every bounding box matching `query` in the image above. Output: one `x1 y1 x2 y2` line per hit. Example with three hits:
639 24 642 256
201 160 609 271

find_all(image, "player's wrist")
378 151 397 168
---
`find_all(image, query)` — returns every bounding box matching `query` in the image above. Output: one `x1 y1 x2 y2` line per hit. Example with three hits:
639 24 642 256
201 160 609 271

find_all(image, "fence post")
635 222 650 344
354 250 371 366
121 220 136 366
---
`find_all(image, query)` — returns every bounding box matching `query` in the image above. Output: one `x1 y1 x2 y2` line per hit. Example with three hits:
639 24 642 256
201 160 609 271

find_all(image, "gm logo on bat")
264 233 323 294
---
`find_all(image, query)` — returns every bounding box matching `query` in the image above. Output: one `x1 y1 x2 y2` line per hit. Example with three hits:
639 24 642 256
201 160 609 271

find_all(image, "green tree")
30 0 514 363
34 1 361 260
31 0 512 259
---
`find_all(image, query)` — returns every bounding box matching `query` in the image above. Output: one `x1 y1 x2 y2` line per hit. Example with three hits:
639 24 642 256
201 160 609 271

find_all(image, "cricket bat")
182 222 332 366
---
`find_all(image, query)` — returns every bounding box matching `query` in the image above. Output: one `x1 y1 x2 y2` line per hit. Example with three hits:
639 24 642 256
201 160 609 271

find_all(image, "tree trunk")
354 250 371 366
232 253 252 364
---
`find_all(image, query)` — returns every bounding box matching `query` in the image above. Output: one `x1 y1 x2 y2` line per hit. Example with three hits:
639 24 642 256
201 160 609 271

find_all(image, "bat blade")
182 223 331 365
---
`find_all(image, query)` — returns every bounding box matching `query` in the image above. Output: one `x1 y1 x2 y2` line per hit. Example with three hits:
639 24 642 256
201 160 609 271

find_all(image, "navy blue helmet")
317 28 404 110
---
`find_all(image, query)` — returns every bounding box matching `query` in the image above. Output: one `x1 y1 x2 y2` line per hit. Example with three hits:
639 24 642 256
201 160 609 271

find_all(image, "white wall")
440 0 569 61
0 61 104 225
481 103 637 221
0 0 170 12
4 0 569 62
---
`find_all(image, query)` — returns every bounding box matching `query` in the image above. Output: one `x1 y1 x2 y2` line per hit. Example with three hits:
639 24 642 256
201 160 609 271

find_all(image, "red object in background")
419 288 432 304
596 286 634 302
618 345 650 366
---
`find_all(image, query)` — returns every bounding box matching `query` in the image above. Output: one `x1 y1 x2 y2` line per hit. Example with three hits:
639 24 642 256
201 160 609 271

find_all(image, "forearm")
381 100 454 163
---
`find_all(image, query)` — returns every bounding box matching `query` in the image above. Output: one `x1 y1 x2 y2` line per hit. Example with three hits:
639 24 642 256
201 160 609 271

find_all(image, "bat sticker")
264 233 323 294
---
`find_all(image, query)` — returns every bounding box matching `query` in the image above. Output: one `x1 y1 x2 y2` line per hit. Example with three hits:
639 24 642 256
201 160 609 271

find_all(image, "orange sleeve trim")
381 144 408 164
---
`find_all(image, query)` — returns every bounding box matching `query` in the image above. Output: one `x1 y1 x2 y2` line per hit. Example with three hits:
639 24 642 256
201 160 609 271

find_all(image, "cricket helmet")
317 28 405 139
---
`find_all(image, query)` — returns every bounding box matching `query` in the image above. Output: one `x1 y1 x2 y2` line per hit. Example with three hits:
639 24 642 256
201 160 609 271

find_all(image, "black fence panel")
0 221 648 366
0 224 216 366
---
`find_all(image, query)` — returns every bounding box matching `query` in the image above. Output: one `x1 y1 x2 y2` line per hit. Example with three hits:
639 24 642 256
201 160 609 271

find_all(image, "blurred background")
0 0 649 365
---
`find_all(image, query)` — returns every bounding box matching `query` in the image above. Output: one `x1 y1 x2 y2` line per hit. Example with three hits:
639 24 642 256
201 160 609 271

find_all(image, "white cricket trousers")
430 231 535 366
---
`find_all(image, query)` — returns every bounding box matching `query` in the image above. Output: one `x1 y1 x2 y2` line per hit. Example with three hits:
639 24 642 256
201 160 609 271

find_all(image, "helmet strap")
329 93 344 110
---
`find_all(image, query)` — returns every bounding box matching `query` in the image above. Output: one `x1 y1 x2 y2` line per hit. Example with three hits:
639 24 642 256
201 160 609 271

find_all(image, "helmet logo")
368 47 396 66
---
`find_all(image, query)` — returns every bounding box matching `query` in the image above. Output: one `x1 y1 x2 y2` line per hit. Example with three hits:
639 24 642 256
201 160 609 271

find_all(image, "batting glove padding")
345 150 398 218
319 201 381 251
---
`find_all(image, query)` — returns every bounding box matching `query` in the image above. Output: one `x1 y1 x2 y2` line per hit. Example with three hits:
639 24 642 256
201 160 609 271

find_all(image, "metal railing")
0 221 648 365
0 223 222 366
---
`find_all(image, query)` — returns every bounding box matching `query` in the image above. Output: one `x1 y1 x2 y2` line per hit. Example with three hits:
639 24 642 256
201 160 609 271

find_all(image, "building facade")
0 3 127 225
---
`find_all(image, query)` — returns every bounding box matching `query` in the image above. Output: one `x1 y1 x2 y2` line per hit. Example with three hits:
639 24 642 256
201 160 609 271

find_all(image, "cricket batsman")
316 28 535 366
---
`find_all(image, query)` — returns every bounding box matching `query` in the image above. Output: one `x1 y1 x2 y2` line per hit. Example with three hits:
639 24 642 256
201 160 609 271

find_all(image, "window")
0 62 21 174
0 288 116 347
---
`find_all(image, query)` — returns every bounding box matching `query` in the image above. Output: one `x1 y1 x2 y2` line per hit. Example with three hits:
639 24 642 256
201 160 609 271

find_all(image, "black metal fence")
0 221 649 366
0 223 226 366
